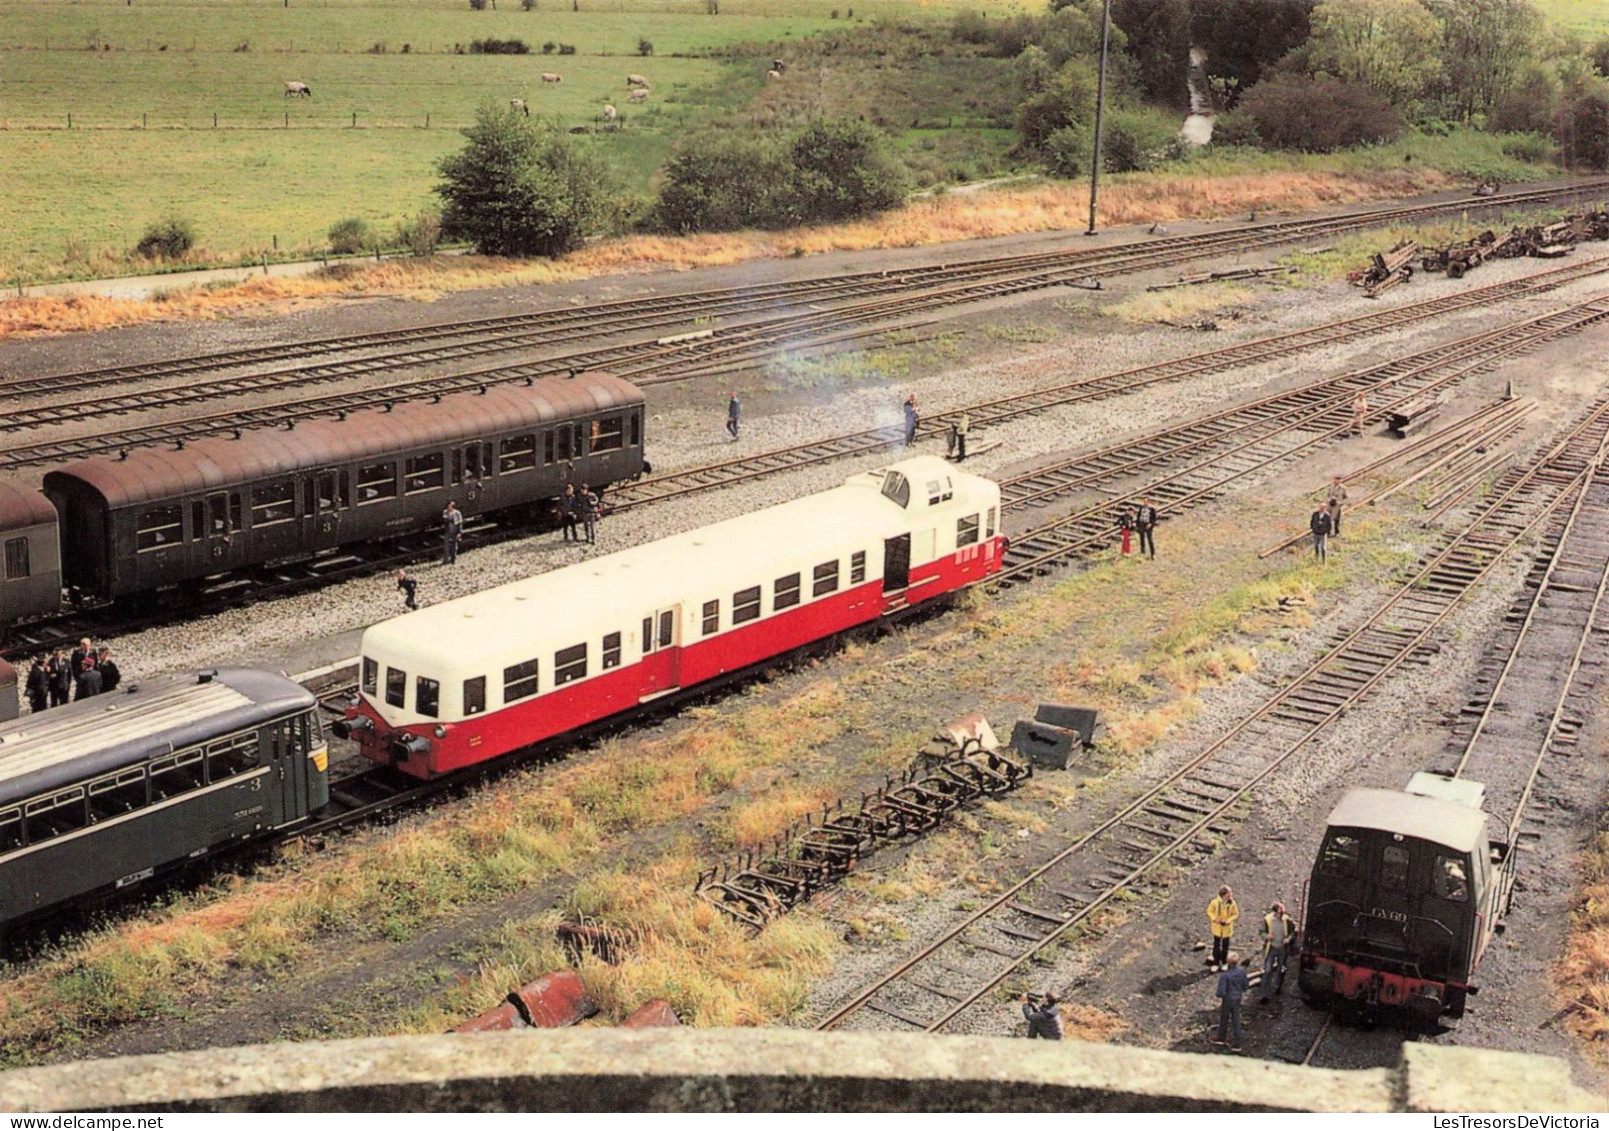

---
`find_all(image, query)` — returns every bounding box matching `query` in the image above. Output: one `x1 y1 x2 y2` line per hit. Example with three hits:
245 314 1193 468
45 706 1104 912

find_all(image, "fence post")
214 110 218 127
284 110 289 128
351 111 357 128
142 112 147 129
425 112 430 129
272 234 278 251
67 112 71 129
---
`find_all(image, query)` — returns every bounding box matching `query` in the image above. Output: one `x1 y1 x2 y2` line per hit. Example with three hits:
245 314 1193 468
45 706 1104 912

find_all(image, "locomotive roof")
0 478 56 532
1325 787 1488 854
0 668 315 804
41 372 642 510
362 455 989 677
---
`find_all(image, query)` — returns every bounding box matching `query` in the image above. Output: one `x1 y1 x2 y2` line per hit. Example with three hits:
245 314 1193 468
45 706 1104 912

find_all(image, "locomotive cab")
1298 774 1511 1024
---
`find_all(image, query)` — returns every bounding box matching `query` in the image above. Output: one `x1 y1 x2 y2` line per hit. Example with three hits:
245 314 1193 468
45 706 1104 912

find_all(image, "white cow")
626 73 650 89
540 72 562 84
510 99 529 117
284 81 312 97
628 88 649 103
766 69 781 82
602 104 619 124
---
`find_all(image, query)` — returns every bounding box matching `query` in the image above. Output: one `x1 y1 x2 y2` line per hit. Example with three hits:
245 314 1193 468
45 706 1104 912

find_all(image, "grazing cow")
626 73 650 89
766 69 781 82
772 59 785 73
284 81 312 98
628 88 649 103
602 104 619 124
540 72 562 84
510 99 529 117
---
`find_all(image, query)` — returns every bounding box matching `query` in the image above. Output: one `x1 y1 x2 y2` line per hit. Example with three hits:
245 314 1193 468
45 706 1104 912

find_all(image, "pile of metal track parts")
1420 229 1514 278
695 715 1031 930
1350 240 1418 297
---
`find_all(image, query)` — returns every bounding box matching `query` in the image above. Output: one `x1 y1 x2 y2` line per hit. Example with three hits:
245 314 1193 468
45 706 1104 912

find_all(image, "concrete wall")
0 1030 1600 1113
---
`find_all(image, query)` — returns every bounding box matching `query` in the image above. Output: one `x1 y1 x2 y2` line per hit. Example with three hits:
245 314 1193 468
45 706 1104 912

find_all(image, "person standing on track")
25 657 49 714
1210 953 1247 1052
70 637 92 681
1352 391 1369 437
1135 497 1159 560
903 395 919 446
1310 504 1333 562
1119 507 1135 557
1328 476 1348 537
75 654 102 701
581 483 600 545
1207 884 1239 971
1260 902 1298 1004
97 648 121 694
48 650 71 708
727 392 741 441
442 500 464 565
560 483 581 543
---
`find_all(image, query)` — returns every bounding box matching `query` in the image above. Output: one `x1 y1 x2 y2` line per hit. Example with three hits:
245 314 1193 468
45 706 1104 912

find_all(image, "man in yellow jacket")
1207 885 1239 971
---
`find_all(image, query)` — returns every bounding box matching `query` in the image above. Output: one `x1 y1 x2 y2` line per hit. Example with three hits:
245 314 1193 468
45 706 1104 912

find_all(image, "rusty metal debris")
1355 206 1609 295
1145 265 1296 292
1351 240 1419 298
695 715 1031 930
451 969 598 1033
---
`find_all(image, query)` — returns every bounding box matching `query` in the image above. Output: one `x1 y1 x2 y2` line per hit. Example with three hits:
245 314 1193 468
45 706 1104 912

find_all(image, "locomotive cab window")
1380 844 1411 891
357 462 398 504
4 537 29 579
206 732 258 781
251 482 296 527
136 505 183 552
361 657 378 696
554 644 587 686
927 477 953 505
405 453 447 494
591 416 625 453
463 676 487 716
504 660 538 704
702 600 720 636
957 515 980 547
774 573 801 611
813 560 839 597
385 667 407 709
89 769 148 820
880 471 911 509
1320 833 1361 877
603 632 622 670
500 435 537 474
1435 855 1469 902
733 586 762 625
416 677 441 719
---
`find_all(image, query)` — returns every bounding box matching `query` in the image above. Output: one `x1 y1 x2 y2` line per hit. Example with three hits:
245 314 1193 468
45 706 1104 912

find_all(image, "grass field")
1534 0 1609 36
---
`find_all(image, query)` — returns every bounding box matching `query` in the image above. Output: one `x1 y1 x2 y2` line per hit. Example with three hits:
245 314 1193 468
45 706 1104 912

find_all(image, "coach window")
500 435 537 474
630 412 642 448
89 769 149 820
1380 844 1410 891
554 644 588 686
362 657 378 696
416 677 441 719
357 462 398 504
189 500 204 543
1320 833 1361 878
251 482 297 527
4 537 29 580
851 551 867 585
986 507 997 538
702 600 720 636
813 561 839 597
137 505 184 552
0 809 21 853
603 632 623 670
151 750 205 799
405 453 446 494
385 666 407 709
24 789 86 845
774 572 801 611
543 431 557 466
463 676 487 716
206 732 258 782
957 515 980 547
1434 855 1469 902
556 427 573 463
504 659 539 704
733 586 762 625
591 416 625 453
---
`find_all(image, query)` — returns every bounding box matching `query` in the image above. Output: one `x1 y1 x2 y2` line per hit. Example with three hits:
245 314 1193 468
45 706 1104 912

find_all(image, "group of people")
1309 475 1349 562
24 638 122 713
1117 498 1161 560
1206 884 1300 1053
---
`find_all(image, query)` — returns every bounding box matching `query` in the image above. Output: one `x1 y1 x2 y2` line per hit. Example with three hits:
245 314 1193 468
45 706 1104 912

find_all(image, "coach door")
638 605 681 699
204 492 240 567
883 535 911 593
310 470 341 551
273 716 310 826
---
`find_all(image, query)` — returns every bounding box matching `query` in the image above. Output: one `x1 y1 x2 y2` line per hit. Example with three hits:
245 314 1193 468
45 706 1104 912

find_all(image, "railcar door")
311 470 342 551
883 535 911 593
638 605 681 699
273 715 309 825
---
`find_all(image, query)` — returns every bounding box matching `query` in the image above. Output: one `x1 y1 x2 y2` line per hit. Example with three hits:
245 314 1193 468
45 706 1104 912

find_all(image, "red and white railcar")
336 456 1005 778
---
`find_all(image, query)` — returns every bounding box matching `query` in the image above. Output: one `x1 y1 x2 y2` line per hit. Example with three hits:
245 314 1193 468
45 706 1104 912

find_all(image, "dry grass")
1106 283 1256 325
1557 830 1609 1055
1059 1002 1132 1043
2 166 1459 341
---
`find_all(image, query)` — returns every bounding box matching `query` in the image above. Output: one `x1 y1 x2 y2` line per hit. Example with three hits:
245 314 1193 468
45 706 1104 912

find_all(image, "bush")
637 37 653 56
1557 83 1609 170
134 216 196 260
395 210 443 256
521 0 537 8
1042 125 1089 177
542 41 556 53
557 43 576 55
327 217 372 254
1014 63 1096 152
786 118 908 224
436 104 613 257
469 38 530 55
1500 132 1556 165
1237 73 1404 152
1210 107 1259 147
1101 107 1184 172
469 0 488 9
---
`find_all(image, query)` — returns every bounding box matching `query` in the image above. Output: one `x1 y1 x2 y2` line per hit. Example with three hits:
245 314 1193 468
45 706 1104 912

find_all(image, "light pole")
1085 0 1113 236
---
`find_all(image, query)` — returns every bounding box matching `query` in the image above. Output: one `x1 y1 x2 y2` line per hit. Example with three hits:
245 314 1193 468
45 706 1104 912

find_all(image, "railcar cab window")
591 416 625 453
504 659 538 703
137 505 183 552
881 471 911 509
774 573 801 611
813 560 839 597
702 600 720 636
463 676 487 716
251 482 296 527
957 515 980 547
362 657 379 696
1380 843 1410 891
385 666 407 709
554 644 587 686
733 586 762 625
358 462 398 504
927 477 954 506
1435 855 1469 901
602 632 622 670
1320 832 1361 877
500 435 537 474
851 551 867 584
416 677 441 719
405 452 447 494
5 537 30 579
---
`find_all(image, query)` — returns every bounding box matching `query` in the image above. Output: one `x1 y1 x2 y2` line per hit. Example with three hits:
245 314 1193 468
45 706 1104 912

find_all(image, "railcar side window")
544 431 556 466
813 560 839 597
500 435 537 474
151 750 205 799
702 600 719 636
957 515 980 547
206 732 258 782
504 660 539 703
591 416 625 453
554 644 587 686
405 453 447 494
851 551 867 584
556 427 573 463
602 632 622 670
89 769 149 820
1320 833 1361 877
191 501 204 542
361 657 378 696
881 471 911 509
733 586 762 625
774 573 801 611
136 506 183 552
24 789 86 844
357 462 398 504
0 810 21 853
4 537 29 579
1434 855 1470 902
463 676 487 716
630 412 641 448
986 507 997 538
416 677 440 719
1380 844 1410 891
385 667 407 709
251 482 296 527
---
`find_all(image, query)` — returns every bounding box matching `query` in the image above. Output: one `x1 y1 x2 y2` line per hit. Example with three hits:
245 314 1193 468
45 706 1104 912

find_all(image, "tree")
435 105 612 257
1239 72 1406 150
1111 0 1192 109
1015 62 1097 151
1589 38 1609 79
1190 0 1316 104
787 118 908 224
1426 0 1542 120
1556 77 1609 169
1307 0 1442 111
1491 59 1558 133
651 132 789 233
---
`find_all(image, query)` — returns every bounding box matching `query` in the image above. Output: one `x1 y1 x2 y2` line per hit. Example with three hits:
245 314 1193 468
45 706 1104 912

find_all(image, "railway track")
813 395 1609 1034
8 181 1608 463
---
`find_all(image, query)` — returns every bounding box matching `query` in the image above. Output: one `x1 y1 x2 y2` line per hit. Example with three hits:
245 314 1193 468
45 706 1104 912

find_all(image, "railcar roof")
0 669 315 804
0 478 56 532
362 455 986 673
41 373 641 510
1326 787 1488 854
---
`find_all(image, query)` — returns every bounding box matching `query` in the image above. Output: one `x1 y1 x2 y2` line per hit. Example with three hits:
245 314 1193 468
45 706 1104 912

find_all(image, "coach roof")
41 373 641 510
0 479 56 530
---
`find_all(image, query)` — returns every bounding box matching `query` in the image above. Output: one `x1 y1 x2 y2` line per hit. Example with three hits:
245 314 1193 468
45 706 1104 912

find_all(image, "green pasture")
1533 0 1609 36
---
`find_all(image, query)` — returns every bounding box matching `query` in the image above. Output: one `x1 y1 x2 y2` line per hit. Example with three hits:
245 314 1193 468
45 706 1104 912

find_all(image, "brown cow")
540 72 562 84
